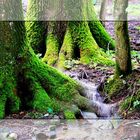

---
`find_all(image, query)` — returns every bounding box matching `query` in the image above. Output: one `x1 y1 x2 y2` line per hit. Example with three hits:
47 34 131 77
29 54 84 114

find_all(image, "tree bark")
114 0 132 77
0 1 94 118
0 20 94 118
26 0 115 69
42 21 67 66
100 0 107 27
87 1 115 50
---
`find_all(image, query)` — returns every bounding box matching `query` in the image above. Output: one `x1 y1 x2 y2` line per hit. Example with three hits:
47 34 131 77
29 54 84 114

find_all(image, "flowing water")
65 71 118 119
79 80 118 119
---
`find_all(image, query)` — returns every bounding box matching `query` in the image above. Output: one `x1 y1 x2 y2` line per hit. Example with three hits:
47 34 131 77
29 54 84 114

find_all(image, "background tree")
114 0 132 77
104 0 132 99
99 0 107 27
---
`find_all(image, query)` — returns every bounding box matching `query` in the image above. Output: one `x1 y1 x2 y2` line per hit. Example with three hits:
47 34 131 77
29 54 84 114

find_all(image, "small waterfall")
65 71 118 119
79 80 117 118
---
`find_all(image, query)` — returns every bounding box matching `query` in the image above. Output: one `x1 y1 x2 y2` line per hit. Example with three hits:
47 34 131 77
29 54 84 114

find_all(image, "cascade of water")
64 71 118 119
79 80 117 118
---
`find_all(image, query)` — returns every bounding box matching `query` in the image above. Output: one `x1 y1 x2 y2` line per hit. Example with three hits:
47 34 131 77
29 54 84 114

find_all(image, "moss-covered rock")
64 110 76 119
105 78 124 99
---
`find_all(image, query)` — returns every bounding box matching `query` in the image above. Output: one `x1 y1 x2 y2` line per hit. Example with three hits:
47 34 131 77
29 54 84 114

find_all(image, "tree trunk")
42 21 67 66
0 20 94 118
25 0 47 55
114 0 132 77
26 21 47 55
26 0 115 69
0 1 94 118
87 1 115 50
99 0 107 27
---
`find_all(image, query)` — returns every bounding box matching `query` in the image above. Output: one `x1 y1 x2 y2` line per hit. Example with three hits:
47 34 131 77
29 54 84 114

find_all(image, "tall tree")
114 0 132 77
26 0 115 68
0 0 93 118
99 0 107 27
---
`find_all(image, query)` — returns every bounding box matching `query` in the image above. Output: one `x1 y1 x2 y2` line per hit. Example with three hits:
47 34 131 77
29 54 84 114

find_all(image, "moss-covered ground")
103 70 140 119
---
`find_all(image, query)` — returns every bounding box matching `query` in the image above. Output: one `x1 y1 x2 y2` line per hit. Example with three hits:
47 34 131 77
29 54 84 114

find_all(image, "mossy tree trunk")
114 0 132 77
42 21 67 66
0 1 94 119
87 1 115 50
26 0 115 69
61 21 113 65
25 0 47 55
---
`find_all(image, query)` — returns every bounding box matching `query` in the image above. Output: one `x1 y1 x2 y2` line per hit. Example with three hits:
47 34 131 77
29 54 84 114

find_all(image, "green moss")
89 21 115 50
69 21 114 66
42 33 59 65
22 52 90 114
64 110 76 119
32 88 51 112
26 21 46 54
30 58 80 103
120 89 140 112
8 94 21 114
86 1 115 50
105 78 124 98
57 28 74 69
0 95 6 119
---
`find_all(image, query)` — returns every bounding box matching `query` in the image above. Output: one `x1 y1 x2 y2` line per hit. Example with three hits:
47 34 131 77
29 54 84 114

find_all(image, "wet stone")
63 126 68 131
97 121 114 130
7 133 18 140
53 115 59 119
49 131 56 139
36 133 49 140
0 133 9 140
136 40 140 45
54 120 60 126
49 125 56 131
33 121 48 126
82 112 98 119
44 113 49 117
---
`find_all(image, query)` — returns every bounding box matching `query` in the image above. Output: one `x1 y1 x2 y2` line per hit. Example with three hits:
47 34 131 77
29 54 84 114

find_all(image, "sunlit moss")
64 110 76 119
42 33 59 65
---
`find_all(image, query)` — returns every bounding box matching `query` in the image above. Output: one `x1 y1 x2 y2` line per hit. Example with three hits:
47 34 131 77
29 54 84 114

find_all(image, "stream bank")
64 64 120 120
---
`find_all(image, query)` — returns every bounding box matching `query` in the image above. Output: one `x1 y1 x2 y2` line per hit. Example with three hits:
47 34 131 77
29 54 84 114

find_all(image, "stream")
65 71 119 120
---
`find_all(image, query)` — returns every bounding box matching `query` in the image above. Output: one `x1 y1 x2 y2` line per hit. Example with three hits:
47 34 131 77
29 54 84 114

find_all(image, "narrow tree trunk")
100 0 107 27
114 0 132 77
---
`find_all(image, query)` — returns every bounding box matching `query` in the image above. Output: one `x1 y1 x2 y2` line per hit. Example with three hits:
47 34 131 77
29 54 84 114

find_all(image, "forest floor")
3 0 140 120
5 21 140 120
